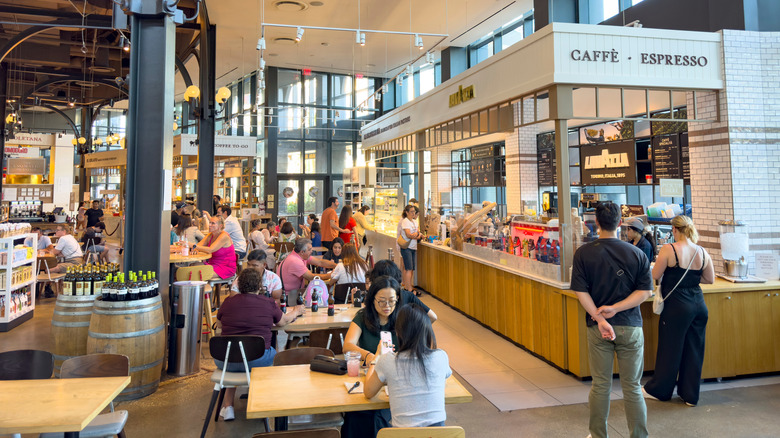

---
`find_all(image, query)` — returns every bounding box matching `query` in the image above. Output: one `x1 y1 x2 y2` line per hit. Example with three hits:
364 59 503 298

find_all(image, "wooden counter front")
418 243 780 379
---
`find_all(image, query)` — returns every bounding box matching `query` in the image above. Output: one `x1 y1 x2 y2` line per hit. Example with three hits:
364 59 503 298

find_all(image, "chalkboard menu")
581 140 636 185
471 144 498 159
469 144 503 187
680 133 690 183
652 134 681 181
537 149 556 186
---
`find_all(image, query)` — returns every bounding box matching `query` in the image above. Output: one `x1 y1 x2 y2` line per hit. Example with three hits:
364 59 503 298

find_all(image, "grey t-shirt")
374 349 452 427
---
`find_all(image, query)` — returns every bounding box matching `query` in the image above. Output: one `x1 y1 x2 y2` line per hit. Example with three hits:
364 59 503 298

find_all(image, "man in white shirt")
25 227 53 251
51 225 84 273
217 204 248 260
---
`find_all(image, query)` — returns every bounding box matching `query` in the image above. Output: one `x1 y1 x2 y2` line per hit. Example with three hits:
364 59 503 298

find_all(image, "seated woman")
322 237 345 264
368 259 437 323
365 303 452 428
215 268 304 421
174 214 205 244
278 221 297 243
342 276 401 437
330 244 368 285
309 221 322 248
195 216 236 280
249 219 276 269
298 213 318 238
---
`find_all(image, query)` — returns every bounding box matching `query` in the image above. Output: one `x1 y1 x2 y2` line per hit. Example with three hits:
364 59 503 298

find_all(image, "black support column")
0 64 6 195
264 67 278 219
196 23 216 213
124 12 175 314
78 107 92 201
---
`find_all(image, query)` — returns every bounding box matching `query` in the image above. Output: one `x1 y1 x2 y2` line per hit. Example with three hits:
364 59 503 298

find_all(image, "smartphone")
380 331 393 354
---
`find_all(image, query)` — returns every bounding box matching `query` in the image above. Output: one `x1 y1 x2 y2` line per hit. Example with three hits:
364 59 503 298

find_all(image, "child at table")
364 303 452 428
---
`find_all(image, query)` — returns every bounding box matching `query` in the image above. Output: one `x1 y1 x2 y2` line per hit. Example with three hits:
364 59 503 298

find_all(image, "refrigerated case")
371 187 405 237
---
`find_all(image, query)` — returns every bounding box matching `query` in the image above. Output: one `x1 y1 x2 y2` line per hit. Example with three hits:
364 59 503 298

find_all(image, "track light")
259 58 266 69
381 84 389 94
415 34 423 49
356 31 365 46
295 27 304 42
405 64 413 77
256 37 266 51
425 52 435 65
68 98 75 107
375 92 382 102
122 37 130 52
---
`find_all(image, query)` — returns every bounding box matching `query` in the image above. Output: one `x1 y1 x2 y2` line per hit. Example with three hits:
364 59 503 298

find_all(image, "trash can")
169 281 207 376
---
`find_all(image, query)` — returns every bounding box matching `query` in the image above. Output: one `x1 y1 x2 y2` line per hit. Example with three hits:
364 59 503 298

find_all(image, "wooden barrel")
51 294 97 377
87 295 165 401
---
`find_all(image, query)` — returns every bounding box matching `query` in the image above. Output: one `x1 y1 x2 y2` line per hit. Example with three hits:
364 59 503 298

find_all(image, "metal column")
264 67 278 219
0 64 6 195
196 23 216 213
78 107 92 201
550 85 574 283
123 12 174 317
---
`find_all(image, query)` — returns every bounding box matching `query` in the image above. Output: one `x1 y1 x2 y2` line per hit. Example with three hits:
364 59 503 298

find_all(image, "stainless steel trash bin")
170 281 207 376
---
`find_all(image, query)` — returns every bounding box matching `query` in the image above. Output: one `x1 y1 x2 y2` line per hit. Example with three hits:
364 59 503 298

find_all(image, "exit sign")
302 68 312 76
356 73 364 79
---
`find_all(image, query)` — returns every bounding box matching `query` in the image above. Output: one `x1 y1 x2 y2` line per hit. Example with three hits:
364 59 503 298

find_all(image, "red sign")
302 68 312 76
356 73 364 79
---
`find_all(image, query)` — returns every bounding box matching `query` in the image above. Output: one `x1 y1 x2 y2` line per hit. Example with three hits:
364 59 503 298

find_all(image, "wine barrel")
87 295 165 401
51 294 97 377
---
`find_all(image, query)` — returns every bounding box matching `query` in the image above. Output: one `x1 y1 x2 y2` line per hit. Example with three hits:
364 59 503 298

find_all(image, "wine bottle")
128 272 140 300
116 273 128 301
63 267 73 296
103 273 113 301
75 266 85 296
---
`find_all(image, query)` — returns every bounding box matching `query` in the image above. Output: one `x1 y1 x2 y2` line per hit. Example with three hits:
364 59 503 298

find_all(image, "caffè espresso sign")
570 48 708 67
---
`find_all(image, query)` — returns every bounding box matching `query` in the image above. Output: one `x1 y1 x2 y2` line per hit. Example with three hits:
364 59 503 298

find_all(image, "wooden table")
274 304 360 332
246 364 472 430
169 251 211 264
311 246 328 254
0 376 130 437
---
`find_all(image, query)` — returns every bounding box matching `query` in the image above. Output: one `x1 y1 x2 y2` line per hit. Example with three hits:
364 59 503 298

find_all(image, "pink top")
277 251 308 291
204 232 236 279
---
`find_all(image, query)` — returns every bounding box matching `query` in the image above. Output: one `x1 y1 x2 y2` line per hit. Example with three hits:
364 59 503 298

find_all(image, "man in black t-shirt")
570 203 652 438
85 200 104 228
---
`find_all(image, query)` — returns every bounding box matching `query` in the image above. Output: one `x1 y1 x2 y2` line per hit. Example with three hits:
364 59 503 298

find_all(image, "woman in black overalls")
643 215 715 406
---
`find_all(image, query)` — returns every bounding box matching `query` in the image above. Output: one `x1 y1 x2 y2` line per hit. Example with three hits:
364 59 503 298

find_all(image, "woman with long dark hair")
364 303 451 428
329 243 369 285
398 204 422 292
174 214 204 244
323 237 345 264
338 205 358 248
342 276 401 437
353 205 374 245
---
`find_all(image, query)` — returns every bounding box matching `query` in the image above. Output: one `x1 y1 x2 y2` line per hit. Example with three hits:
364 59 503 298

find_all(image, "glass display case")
372 187 405 237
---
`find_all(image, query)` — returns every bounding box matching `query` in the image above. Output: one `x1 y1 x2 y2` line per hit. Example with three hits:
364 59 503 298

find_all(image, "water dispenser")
718 220 749 278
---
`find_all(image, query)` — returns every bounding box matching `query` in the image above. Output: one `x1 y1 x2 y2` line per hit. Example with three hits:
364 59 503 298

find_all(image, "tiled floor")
421 292 780 412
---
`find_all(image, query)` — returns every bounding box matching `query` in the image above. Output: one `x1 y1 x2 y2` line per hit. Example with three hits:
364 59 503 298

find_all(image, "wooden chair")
36 256 64 298
333 282 367 304
307 328 348 355
274 241 294 258
0 349 53 380
40 354 130 438
272 347 343 431
202 336 270 438
252 429 340 438
176 265 217 338
377 426 465 438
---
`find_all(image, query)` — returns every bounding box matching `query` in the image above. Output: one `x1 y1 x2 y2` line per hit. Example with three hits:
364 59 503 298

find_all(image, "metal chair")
333 282 367 304
209 273 236 309
201 335 270 438
40 354 130 438
377 426 465 438
0 349 53 380
272 347 343 431
307 328 348 355
36 256 64 298
252 428 340 438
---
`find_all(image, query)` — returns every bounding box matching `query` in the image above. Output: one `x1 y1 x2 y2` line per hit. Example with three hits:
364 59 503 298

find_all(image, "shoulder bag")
653 246 700 315
310 354 347 375
396 220 411 249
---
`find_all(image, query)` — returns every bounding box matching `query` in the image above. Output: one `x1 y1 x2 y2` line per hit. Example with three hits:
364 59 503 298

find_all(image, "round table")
169 251 211 264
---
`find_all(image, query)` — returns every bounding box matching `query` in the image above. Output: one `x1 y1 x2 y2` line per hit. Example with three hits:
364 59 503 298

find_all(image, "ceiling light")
426 52 435 64
405 65 413 77
415 34 424 49
356 31 365 46
381 84 389 94
295 27 304 42
375 92 382 102
184 85 200 102
78 137 87 145
260 58 266 69
256 38 266 51
216 86 232 104
71 138 78 146
122 37 130 52
68 98 75 107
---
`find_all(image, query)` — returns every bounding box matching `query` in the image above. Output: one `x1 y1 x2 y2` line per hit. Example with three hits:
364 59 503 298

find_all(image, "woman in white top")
398 205 422 292
353 205 374 246
249 219 276 269
365 302 451 428
278 221 297 243
329 244 368 285
174 215 204 244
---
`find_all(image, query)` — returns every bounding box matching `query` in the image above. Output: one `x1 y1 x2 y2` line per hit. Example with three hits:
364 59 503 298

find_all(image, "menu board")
537 149 556 186
470 158 495 187
580 140 636 185
471 144 498 159
652 135 681 181
680 132 690 183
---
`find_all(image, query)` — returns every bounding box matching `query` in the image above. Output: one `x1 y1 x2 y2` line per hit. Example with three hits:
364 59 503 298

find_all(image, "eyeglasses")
375 299 397 308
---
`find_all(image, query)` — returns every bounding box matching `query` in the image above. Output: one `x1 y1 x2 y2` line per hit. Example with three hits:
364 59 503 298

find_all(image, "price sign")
659 178 684 198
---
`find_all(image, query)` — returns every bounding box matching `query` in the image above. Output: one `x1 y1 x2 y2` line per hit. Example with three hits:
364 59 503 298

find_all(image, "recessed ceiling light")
321 42 329 47
274 0 308 11
367 63 376 67
310 1 324 6
273 37 298 45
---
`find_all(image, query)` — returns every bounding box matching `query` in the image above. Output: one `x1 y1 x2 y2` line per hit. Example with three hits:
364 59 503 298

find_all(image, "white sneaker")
219 406 235 421
642 386 659 401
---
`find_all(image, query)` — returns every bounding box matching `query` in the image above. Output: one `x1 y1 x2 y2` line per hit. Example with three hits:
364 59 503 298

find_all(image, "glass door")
278 177 327 229
277 179 300 228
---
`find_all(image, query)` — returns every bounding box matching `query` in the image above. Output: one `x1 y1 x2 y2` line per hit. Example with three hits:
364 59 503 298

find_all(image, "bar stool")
209 274 236 310
175 265 217 338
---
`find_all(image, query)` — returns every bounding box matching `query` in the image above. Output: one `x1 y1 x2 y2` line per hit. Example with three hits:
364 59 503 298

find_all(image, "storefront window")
473 40 494 65
278 105 303 138
278 140 302 173
304 140 328 174
331 141 353 176
331 74 353 108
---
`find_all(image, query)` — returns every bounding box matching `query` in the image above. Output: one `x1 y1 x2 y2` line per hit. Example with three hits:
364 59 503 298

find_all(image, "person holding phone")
342 276 401 437
364 303 452 428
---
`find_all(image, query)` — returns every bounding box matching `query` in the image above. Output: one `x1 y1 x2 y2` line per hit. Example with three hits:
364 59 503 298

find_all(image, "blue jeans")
214 346 275 371
400 248 416 271
587 325 647 438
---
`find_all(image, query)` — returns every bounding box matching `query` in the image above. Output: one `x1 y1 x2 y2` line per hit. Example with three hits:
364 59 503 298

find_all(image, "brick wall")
507 102 541 214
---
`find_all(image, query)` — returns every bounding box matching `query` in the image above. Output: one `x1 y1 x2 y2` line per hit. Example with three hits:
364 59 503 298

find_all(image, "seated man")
25 227 53 251
81 222 109 262
277 238 331 303
229 250 283 301
51 225 83 273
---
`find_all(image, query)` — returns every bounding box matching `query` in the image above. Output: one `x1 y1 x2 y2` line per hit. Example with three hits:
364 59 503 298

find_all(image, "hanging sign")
7 158 46 175
5 133 54 146
84 149 127 168
580 140 636 185
176 134 258 157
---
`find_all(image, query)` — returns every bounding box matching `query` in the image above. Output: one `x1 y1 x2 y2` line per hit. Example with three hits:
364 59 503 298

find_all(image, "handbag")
309 354 347 375
396 233 411 249
653 246 700 315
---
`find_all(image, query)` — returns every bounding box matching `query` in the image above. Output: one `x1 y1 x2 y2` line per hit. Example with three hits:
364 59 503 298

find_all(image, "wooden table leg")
274 416 288 431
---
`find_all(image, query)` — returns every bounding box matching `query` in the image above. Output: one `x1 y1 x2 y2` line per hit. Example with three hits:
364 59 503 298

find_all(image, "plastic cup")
345 351 361 377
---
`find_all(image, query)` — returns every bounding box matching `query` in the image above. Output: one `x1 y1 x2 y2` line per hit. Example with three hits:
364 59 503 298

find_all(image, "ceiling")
177 0 533 95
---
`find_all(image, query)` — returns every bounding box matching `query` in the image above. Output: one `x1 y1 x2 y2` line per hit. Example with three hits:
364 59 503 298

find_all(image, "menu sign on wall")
537 149 556 186
581 140 636 185
680 133 690 183
652 134 681 182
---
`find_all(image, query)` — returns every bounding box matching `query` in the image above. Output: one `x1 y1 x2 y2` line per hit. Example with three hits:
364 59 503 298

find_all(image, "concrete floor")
3 295 780 437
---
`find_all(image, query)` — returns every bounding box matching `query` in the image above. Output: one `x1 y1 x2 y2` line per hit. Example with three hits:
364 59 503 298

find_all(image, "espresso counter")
418 242 780 379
